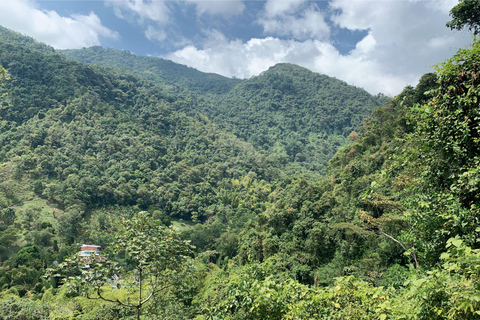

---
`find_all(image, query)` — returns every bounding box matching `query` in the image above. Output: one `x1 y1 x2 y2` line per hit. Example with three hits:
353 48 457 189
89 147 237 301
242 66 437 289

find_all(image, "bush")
0 296 50 320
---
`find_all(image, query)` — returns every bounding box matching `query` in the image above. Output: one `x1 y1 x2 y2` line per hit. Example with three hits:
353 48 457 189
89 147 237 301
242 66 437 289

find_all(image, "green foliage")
51 211 194 319
16 246 40 266
0 296 50 320
0 66 8 86
0 223 17 262
405 39 480 265
0 26 55 55
76 303 136 320
447 0 480 35
198 240 480 319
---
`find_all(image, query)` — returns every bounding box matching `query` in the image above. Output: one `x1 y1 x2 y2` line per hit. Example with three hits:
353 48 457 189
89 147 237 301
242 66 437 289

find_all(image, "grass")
171 218 195 232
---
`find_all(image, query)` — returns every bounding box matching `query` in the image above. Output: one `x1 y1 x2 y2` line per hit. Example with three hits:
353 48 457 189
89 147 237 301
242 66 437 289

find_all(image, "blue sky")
0 0 473 95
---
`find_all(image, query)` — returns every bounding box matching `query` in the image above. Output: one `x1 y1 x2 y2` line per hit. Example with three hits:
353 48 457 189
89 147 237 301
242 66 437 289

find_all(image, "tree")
0 223 17 263
51 211 194 320
406 39 480 265
0 66 8 99
446 0 480 35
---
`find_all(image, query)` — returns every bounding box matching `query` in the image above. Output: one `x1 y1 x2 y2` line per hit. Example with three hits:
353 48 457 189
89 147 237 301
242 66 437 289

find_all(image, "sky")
0 0 473 96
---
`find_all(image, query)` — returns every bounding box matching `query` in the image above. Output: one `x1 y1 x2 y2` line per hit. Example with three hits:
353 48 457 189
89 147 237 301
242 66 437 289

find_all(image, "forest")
0 1 480 319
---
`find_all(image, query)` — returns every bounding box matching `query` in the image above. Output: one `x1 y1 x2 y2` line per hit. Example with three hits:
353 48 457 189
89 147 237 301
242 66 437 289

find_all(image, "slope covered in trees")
61 46 387 173
0 25 55 56
0 32 301 304
1 3 480 317
207 63 389 172
60 46 242 96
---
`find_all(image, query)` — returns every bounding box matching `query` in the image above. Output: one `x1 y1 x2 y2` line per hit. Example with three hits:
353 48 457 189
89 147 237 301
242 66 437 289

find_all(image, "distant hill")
0 24 389 174
196 63 389 172
60 43 388 173
0 33 293 227
0 25 55 55
60 46 242 96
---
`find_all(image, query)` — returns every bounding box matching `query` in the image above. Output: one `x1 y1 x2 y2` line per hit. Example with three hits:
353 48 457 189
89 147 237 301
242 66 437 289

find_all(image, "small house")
79 244 103 267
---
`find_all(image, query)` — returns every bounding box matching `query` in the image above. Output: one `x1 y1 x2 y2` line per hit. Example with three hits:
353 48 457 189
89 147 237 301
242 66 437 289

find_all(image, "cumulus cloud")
258 1 330 41
109 0 170 23
108 0 171 42
329 0 470 78
258 8 330 40
167 0 471 96
166 35 405 95
264 0 306 18
0 0 118 49
186 0 245 17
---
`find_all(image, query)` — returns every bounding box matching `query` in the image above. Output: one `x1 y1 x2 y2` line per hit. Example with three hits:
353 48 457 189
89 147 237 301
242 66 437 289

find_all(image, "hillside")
0 34 301 239
60 44 388 173
206 63 389 172
60 46 242 96
2 19 480 319
0 25 55 56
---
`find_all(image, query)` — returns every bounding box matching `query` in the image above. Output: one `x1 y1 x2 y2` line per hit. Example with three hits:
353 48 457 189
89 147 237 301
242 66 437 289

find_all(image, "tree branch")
86 287 136 308
379 230 419 268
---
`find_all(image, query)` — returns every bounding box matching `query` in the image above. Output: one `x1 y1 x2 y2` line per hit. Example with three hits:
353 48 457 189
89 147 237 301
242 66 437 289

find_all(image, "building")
79 244 102 268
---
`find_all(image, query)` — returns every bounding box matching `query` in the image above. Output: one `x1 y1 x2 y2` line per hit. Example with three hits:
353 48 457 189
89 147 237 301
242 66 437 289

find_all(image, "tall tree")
52 211 194 320
446 0 480 35
406 39 480 265
0 66 8 99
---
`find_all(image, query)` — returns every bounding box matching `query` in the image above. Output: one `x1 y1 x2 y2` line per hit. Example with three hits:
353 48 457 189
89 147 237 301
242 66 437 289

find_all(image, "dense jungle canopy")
0 2 480 317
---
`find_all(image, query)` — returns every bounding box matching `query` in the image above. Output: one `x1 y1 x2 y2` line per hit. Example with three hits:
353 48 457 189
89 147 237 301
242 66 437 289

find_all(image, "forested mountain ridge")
0 34 297 246
2 4 480 318
60 46 242 96
60 42 388 173
0 25 55 56
207 63 389 172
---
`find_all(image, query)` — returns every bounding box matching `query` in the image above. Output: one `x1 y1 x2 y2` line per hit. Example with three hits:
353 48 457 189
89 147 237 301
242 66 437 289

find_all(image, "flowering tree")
51 211 193 320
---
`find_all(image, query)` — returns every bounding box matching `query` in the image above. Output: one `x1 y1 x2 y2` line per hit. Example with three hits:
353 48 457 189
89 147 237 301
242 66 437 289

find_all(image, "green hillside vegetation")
60 46 242 96
60 46 388 174
206 63 389 172
0 25 56 56
1 1 480 317
0 36 298 307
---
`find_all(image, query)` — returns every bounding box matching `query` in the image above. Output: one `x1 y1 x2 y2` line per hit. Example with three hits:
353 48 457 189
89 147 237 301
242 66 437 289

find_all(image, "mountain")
60 46 242 96
201 63 389 172
0 33 297 229
2 23 480 320
61 45 388 173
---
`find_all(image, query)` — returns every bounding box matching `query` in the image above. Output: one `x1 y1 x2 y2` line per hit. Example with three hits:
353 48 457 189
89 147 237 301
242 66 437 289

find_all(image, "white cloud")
264 0 306 18
0 0 118 49
329 0 470 78
424 0 459 14
258 1 330 41
108 0 171 43
109 0 170 24
186 0 245 17
145 25 167 41
167 0 471 96
258 8 330 40
166 35 404 94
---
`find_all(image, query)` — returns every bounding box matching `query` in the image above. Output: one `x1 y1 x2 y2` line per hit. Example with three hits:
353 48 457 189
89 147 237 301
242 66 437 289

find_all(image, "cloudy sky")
0 0 473 95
